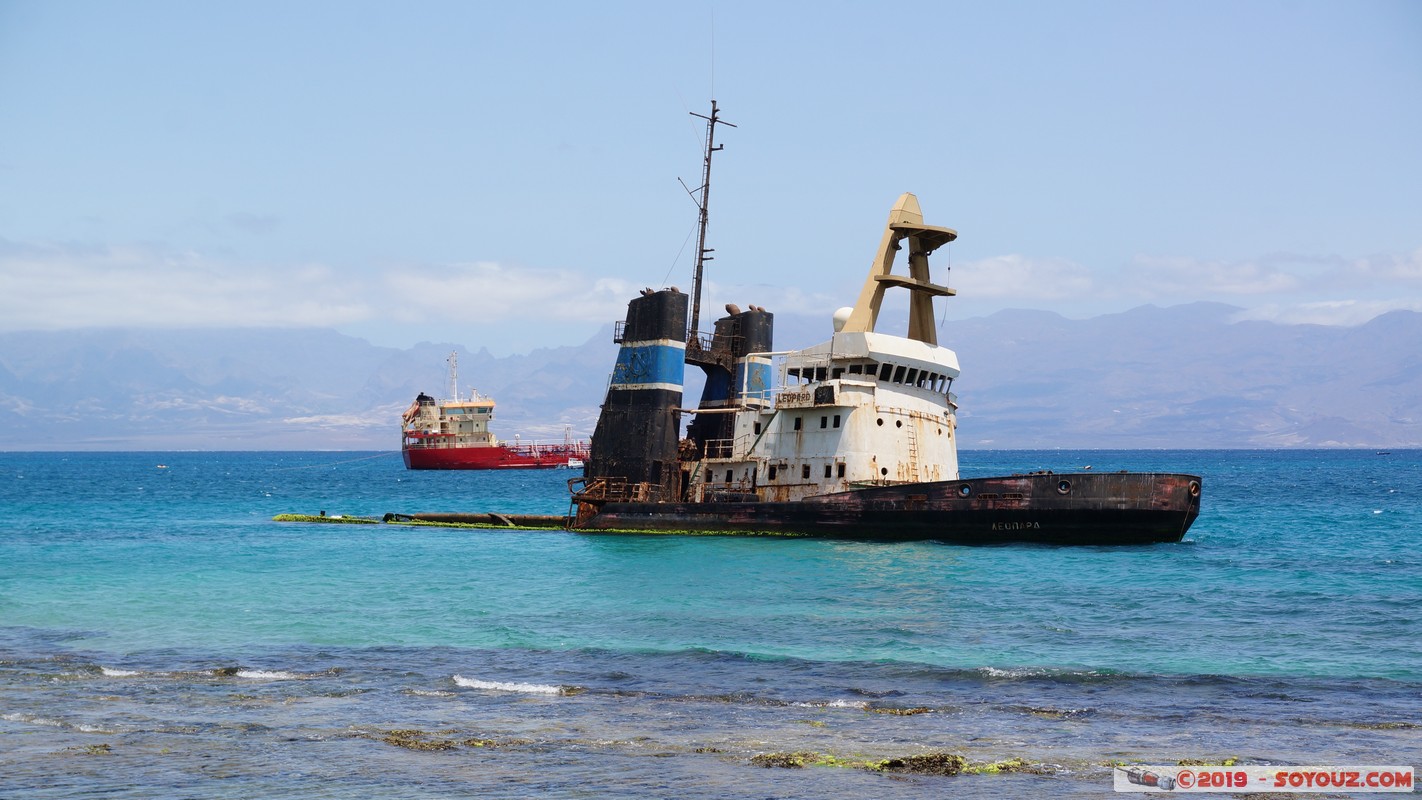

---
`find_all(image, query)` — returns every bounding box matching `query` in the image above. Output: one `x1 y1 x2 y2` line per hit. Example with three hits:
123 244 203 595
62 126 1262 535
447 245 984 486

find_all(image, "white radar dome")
832 307 854 332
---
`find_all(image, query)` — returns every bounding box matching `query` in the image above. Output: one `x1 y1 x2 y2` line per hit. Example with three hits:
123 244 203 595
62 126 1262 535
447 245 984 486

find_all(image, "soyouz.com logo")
1113 765 1413 792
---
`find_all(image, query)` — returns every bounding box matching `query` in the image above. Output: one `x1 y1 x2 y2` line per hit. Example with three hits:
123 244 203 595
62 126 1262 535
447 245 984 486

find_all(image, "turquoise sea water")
2 450 1419 798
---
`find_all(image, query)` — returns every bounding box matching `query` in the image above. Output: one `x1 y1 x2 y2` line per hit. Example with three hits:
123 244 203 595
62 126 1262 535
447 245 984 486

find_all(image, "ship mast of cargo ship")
683 100 736 339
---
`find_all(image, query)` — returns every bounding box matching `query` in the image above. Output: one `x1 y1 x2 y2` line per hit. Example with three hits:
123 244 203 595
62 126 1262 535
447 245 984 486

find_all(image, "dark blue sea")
2 450 1418 798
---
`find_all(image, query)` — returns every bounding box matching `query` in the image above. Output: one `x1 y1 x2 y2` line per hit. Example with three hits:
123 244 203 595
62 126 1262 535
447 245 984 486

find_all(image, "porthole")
895 420 903 428
876 419 884 426
1189 481 1201 497
880 467 888 476
958 484 971 497
1057 480 1072 495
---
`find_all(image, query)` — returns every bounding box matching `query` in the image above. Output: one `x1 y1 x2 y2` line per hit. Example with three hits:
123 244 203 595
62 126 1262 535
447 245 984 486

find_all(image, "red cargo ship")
400 353 589 470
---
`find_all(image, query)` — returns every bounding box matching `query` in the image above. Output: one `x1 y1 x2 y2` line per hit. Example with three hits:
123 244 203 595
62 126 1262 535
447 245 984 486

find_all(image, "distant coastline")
1 305 1419 450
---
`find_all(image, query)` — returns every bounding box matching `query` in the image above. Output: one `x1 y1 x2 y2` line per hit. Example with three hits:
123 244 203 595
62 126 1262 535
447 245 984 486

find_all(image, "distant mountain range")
1 303 1418 450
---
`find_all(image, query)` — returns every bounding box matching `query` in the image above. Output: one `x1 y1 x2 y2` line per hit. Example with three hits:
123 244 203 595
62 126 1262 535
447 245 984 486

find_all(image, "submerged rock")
875 752 967 776
380 729 457 751
750 751 817 769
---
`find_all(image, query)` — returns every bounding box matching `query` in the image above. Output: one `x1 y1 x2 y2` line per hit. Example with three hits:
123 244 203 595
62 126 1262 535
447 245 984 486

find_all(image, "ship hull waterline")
571 472 1201 545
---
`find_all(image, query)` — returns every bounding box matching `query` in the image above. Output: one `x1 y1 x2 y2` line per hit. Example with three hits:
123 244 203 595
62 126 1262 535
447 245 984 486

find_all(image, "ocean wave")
2 712 117 734
452 675 567 695
977 665 1091 679
84 662 336 683
233 669 304 680
790 699 870 710
2 711 62 727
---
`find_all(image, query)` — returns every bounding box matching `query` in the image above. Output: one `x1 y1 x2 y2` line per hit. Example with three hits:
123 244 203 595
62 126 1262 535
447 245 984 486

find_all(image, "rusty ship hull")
565 180 1203 546
574 472 1201 545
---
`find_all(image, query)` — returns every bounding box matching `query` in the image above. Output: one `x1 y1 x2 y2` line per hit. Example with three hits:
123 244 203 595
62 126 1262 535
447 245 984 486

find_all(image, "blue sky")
1 0 1419 355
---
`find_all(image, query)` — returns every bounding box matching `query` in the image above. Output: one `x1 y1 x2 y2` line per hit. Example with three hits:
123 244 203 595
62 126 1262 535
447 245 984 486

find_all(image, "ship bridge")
782 331 959 393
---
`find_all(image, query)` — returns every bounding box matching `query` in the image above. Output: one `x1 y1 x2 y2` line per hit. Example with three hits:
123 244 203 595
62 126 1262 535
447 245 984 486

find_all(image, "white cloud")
381 261 636 325
1233 299 1422 326
0 241 641 342
949 254 1095 300
283 411 392 429
1115 249 1422 324
0 242 369 331
1344 247 1422 282
4 236 1418 343
1124 254 1302 297
699 281 841 317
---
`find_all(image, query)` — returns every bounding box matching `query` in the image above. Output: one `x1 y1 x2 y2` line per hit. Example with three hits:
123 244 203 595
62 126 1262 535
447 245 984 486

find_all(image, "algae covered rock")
875 752 967 776
750 751 818 769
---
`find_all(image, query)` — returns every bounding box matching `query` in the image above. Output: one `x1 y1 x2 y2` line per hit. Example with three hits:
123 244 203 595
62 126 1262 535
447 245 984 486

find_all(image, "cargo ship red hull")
400 377 589 471
402 434 588 471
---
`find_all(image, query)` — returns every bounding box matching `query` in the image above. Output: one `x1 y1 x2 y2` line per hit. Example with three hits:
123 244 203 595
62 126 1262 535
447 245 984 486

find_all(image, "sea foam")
234 669 303 680
452 675 564 694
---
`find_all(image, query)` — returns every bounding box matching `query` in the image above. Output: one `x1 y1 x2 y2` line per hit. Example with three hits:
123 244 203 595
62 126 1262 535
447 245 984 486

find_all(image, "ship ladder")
906 422 920 480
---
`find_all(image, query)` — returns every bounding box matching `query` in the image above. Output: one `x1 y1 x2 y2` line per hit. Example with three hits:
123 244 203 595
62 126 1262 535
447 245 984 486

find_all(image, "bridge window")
793 416 802 431
832 367 844 379
824 464 833 478
906 368 919 386
878 363 894 380
820 416 828 429
847 364 863 374
768 465 777 480
833 414 841 428
802 464 811 480
892 365 908 384
726 470 733 483
837 463 846 478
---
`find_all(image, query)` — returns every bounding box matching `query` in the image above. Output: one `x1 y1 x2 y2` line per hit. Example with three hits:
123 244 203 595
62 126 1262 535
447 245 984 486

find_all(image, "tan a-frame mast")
839 193 957 345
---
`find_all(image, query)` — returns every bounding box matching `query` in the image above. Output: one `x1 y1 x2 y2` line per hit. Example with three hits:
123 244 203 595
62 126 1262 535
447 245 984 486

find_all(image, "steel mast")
685 100 735 339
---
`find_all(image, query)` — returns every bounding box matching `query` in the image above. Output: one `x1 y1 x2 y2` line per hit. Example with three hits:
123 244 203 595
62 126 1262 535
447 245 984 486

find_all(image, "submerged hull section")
575 472 1201 545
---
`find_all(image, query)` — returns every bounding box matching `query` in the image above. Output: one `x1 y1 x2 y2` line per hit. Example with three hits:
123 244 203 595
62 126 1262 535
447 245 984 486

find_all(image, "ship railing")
701 433 763 461
736 387 776 406
571 476 629 501
505 441 592 458
571 476 671 503
684 330 742 370
687 329 715 352
703 489 758 503
402 432 456 449
703 438 735 459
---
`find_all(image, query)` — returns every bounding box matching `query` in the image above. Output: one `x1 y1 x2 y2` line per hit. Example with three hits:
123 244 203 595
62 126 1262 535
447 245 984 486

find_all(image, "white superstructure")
688 193 963 502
